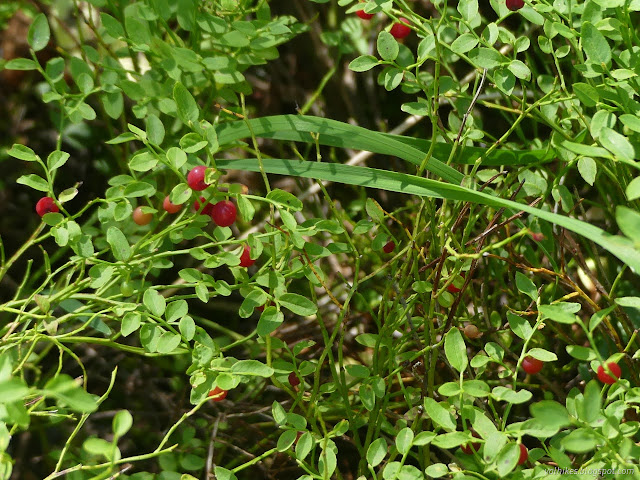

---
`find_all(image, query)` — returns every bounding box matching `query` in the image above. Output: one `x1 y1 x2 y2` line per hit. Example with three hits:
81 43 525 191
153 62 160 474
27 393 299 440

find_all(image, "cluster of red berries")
354 3 411 40
37 165 257 268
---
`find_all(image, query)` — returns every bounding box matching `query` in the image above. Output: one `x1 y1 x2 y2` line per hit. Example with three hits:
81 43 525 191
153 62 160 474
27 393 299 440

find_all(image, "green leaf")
495 443 519 477
230 360 274 377
17 174 49 192
423 397 456 430
367 438 387 467
577 157 597 185
144 289 166 317
530 400 571 429
156 332 181 353
573 83 599 107
349 55 379 72
179 316 196 341
166 300 188 322
507 312 533 340
121 312 141 337
444 327 467 372
515 272 537 300
146 114 165 145
266 189 303 211
626 177 640 201
616 206 640 243
0 378 29 403
174 82 199 125
539 304 577 324
113 410 133 437
8 144 38 161
457 0 478 21
106 227 131 262
451 33 478 54
377 31 399 61
28 14 51 52
395 427 413 455
278 293 317 316
581 22 611 65
257 307 284 336
599 128 635 162
4 58 38 70
577 380 601 424
560 428 599 453
47 151 70 171
526 348 557 361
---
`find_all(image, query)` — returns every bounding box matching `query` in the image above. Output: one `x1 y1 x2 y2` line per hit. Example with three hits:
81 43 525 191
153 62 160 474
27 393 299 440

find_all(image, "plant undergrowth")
0 0 639 479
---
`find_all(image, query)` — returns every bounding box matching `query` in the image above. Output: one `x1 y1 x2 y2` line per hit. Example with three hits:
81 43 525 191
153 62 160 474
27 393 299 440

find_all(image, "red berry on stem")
506 0 525 11
211 200 237 227
383 241 395 253
132 206 153 226
522 356 544 375
36 196 59 217
390 18 411 39
517 444 528 465
187 166 209 191
208 386 227 402
194 196 214 216
597 362 621 384
239 244 256 267
356 10 374 20
163 196 182 214
288 372 301 387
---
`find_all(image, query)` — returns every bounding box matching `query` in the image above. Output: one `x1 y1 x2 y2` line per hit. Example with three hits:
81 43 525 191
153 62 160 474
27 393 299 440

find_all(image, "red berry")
597 362 621 384
194 196 214 216
461 431 481 455
208 386 227 402
383 241 395 253
522 356 544 375
35 196 59 217
506 0 525 11
211 200 237 227
163 196 182 214
132 206 153 226
239 244 256 267
356 10 374 19
288 372 301 387
447 283 461 294
187 166 209 191
517 443 528 465
390 18 411 39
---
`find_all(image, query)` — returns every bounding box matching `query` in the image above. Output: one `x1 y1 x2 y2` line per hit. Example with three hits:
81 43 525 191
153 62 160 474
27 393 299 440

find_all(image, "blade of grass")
216 158 640 275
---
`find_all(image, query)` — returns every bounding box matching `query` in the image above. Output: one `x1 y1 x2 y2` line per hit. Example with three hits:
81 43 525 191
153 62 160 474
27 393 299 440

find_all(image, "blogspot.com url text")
546 467 636 476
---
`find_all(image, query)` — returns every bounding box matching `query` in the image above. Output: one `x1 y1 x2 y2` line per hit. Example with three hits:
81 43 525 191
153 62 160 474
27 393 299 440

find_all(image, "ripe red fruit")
461 431 481 455
506 0 525 11
239 244 256 267
356 10 374 19
288 372 301 387
132 206 153 226
36 196 59 217
194 196 214 216
211 200 237 227
597 362 621 384
517 443 528 465
163 196 182 214
390 18 411 39
383 241 395 253
208 386 227 402
187 166 209 191
522 356 544 375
